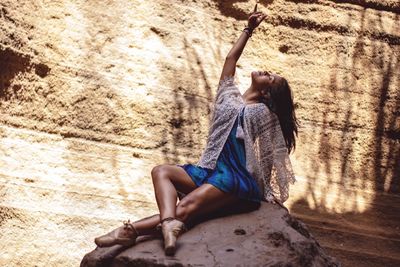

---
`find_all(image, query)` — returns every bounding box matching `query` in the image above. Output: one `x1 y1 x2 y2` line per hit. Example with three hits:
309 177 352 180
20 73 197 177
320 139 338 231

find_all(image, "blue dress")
179 108 263 203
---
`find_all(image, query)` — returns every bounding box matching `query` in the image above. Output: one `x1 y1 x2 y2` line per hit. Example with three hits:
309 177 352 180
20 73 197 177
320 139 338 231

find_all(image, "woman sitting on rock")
95 6 298 256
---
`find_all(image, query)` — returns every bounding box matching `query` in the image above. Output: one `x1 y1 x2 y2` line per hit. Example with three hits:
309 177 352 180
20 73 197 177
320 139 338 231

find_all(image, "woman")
94 8 298 256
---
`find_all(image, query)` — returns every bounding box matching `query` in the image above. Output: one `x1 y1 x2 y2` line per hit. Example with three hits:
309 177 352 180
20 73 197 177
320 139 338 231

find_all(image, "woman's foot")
94 219 138 247
161 217 187 256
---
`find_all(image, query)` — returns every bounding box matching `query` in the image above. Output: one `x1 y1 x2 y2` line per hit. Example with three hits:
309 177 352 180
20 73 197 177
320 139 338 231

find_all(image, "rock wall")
0 0 399 266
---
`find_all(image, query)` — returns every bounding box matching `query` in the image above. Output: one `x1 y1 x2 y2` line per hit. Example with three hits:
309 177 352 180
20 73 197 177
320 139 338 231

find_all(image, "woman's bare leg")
174 183 242 224
151 164 197 221
95 166 244 246
125 164 197 236
131 183 243 237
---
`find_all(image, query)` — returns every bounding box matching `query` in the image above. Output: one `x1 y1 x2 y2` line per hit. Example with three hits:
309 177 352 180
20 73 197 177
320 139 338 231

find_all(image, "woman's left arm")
219 11 267 81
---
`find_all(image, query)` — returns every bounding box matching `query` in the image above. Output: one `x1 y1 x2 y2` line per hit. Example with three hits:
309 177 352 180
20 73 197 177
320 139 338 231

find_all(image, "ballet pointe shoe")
160 217 187 256
94 219 138 247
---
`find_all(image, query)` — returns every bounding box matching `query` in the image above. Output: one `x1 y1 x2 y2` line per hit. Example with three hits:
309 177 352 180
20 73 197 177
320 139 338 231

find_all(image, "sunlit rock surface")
0 0 399 266
81 203 340 267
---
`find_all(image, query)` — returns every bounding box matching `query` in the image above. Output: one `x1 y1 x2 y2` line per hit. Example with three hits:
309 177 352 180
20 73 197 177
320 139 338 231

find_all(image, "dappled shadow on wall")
287 6 399 263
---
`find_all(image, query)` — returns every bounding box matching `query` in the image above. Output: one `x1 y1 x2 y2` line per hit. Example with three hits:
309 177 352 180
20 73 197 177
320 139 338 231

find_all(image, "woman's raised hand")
247 10 267 30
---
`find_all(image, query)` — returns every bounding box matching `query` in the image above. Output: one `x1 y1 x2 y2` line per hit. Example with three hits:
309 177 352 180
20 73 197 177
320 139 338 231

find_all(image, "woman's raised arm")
219 7 267 82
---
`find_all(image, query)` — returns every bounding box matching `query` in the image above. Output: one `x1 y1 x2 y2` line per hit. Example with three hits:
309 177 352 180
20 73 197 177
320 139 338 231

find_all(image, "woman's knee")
176 196 199 220
151 164 169 182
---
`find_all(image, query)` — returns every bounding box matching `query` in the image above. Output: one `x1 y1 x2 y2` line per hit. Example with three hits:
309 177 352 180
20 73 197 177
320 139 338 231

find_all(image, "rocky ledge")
81 202 340 267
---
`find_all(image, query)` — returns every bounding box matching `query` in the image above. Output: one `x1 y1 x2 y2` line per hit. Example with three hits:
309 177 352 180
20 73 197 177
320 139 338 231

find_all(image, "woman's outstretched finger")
249 11 262 17
250 12 263 20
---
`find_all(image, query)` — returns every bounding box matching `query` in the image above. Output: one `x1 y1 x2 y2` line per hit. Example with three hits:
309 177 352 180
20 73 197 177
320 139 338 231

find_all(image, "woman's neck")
242 85 261 105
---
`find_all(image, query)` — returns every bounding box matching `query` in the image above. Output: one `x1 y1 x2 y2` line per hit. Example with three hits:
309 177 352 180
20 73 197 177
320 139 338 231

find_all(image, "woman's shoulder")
216 75 242 104
245 102 269 116
244 103 279 128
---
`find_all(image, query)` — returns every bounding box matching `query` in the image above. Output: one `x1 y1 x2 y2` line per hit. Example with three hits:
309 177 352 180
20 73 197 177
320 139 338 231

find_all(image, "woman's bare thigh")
178 183 242 220
153 164 197 195
177 183 262 226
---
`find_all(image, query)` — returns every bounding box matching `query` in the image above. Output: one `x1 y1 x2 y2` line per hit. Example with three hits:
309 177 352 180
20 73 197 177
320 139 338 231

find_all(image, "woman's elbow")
226 54 238 61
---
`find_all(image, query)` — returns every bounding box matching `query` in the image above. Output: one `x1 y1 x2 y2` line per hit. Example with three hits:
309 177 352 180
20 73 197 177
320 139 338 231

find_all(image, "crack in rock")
199 230 217 265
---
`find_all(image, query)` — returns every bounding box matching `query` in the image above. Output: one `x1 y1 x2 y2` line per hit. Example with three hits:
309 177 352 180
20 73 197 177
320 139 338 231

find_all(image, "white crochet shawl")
197 76 296 203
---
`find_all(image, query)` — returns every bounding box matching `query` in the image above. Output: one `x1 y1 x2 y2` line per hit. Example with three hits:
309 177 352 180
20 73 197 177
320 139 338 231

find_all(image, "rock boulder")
81 202 340 267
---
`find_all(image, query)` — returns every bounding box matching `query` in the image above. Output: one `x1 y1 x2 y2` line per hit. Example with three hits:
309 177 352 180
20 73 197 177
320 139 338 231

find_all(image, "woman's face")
251 71 283 97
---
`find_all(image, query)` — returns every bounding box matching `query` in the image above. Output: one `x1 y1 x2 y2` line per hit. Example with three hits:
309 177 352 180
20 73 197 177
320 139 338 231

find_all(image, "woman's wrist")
243 26 254 37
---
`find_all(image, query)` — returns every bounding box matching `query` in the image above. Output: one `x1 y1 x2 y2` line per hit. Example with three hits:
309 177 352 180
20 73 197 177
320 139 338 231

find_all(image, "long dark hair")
263 78 299 154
